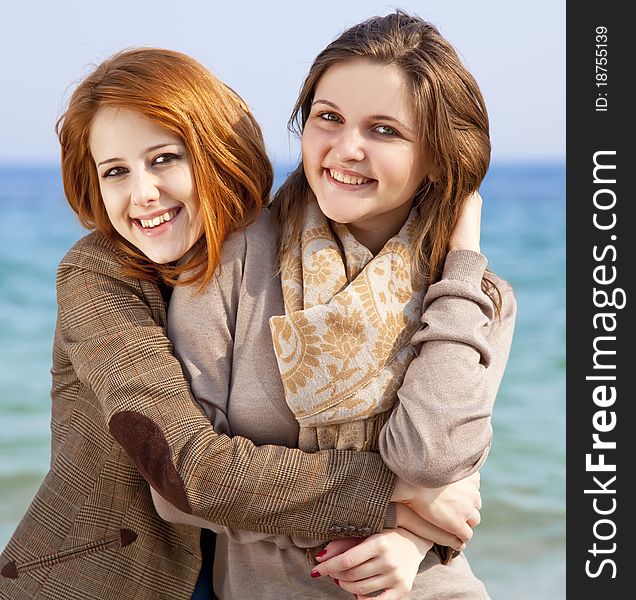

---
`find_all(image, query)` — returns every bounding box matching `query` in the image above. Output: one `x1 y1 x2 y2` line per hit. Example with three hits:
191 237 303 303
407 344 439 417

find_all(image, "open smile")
325 168 376 189
132 207 182 235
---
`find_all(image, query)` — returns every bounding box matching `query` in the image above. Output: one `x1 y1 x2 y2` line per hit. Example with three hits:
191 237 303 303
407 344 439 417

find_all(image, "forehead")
314 59 414 122
89 107 180 158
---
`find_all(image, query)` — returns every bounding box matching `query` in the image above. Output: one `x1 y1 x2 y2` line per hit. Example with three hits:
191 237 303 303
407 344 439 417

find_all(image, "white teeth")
139 209 178 229
329 169 370 185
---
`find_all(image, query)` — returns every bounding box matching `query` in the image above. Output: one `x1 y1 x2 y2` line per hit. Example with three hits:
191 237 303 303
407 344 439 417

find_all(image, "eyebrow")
96 143 181 167
311 99 414 133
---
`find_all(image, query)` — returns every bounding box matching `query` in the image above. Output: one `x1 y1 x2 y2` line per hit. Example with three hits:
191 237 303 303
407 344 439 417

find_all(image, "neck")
345 206 412 255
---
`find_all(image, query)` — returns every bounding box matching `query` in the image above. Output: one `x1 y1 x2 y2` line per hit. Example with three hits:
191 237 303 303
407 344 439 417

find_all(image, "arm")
56 234 395 540
380 192 515 549
379 251 516 487
379 191 516 488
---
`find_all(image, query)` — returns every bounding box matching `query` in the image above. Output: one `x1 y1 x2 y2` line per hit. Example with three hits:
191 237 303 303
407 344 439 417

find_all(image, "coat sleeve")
56 235 395 540
152 224 328 547
378 249 517 487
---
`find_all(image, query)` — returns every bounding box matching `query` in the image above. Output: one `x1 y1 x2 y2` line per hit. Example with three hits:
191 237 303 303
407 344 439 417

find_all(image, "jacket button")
343 526 356 535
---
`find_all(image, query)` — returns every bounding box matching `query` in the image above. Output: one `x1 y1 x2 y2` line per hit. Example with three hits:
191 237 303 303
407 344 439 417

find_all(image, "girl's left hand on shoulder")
311 528 432 599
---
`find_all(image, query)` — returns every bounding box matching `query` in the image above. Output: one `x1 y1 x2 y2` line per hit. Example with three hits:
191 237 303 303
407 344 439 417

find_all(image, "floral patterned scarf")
269 200 425 452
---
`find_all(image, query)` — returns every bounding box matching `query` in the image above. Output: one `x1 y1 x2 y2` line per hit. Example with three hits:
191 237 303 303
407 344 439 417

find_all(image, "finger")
331 558 385 583
313 541 378 577
469 190 483 208
357 591 395 600
457 523 473 543
357 590 399 600
397 506 465 550
419 523 464 550
440 516 472 544
466 509 481 529
338 573 396 597
316 538 363 562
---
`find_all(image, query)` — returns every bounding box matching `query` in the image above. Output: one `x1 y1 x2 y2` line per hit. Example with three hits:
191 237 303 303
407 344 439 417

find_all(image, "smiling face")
89 107 203 264
301 58 426 253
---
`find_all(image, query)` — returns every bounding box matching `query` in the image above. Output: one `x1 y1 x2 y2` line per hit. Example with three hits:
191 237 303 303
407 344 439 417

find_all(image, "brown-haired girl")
164 11 516 600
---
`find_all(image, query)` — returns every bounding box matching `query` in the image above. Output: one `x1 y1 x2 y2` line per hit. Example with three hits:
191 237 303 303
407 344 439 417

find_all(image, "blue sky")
1 0 564 165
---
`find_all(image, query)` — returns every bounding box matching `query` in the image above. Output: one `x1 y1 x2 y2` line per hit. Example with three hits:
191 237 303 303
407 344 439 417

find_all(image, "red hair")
56 47 272 286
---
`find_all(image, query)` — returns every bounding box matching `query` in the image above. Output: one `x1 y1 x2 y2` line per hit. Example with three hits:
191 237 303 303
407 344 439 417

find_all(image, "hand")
448 191 482 252
312 528 432 600
392 472 482 543
394 504 465 551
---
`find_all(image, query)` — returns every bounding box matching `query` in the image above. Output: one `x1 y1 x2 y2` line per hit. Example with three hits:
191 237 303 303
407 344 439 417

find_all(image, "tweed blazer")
0 231 395 600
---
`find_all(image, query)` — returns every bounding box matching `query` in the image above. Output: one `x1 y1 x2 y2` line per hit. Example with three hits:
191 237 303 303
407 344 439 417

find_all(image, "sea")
0 162 565 598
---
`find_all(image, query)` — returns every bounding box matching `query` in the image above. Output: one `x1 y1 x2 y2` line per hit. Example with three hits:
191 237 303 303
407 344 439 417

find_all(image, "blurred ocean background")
0 162 565 598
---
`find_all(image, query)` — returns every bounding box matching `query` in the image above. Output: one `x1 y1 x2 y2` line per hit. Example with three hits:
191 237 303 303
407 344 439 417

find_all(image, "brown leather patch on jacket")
109 412 191 512
1 560 18 579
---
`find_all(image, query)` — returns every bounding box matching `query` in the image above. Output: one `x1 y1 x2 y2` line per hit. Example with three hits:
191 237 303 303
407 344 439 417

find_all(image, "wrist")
391 478 409 503
396 527 433 559
447 241 480 253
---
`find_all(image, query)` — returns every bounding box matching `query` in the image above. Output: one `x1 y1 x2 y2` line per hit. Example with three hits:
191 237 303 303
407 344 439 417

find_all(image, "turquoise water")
0 163 565 598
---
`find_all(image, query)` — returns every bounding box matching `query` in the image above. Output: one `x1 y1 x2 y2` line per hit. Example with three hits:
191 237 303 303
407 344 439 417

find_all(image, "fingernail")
310 569 321 578
316 549 327 559
334 579 340 586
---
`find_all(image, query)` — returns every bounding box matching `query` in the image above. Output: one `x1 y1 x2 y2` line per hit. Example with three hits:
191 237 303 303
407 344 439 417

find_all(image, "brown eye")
102 166 127 178
319 112 341 123
153 153 182 166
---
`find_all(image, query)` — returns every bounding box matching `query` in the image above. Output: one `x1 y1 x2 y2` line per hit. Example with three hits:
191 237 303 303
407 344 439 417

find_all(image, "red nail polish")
316 549 327 559
334 579 340 587
310 569 321 578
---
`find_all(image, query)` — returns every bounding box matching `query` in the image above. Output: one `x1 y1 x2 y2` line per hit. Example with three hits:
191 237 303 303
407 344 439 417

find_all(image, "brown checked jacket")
0 231 395 600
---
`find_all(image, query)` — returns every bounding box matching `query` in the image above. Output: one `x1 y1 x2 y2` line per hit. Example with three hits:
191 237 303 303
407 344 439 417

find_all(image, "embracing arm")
379 192 517 488
379 249 516 488
56 234 395 540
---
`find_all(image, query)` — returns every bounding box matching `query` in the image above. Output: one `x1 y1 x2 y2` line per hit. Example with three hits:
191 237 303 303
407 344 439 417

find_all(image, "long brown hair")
57 47 272 287
272 11 501 308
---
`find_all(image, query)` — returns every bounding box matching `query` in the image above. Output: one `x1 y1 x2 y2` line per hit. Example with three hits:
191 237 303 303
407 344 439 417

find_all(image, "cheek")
183 203 204 244
100 194 119 223
180 168 195 197
384 149 421 185
301 129 324 168
301 134 312 165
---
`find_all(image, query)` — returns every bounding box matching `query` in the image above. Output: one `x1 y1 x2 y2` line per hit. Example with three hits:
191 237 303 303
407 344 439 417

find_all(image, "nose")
130 169 160 207
332 126 365 163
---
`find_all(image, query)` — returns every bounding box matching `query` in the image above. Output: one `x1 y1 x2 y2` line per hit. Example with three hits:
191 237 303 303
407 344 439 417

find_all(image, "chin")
315 201 352 225
142 249 176 265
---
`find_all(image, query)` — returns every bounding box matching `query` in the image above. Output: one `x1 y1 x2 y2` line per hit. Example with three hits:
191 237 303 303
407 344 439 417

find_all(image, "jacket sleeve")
152 224 333 547
378 249 517 487
56 236 395 540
